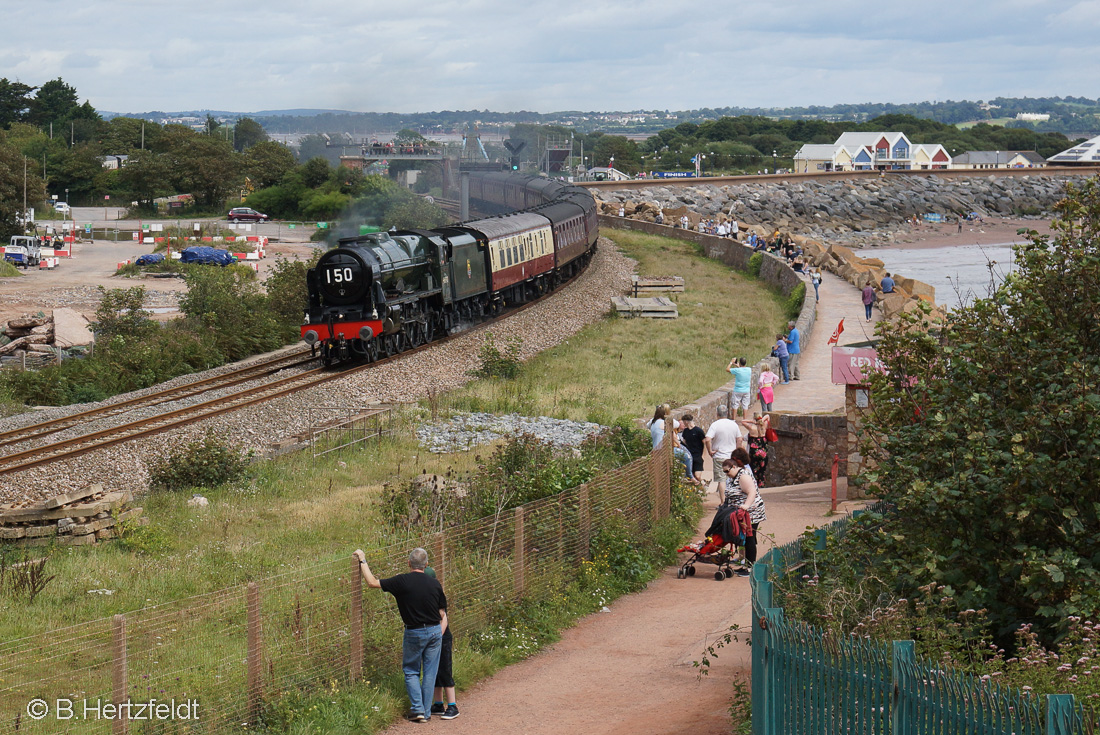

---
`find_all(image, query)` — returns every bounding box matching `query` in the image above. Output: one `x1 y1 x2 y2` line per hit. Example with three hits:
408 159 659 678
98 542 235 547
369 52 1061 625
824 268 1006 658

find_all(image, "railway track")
0 348 316 452
0 267 590 477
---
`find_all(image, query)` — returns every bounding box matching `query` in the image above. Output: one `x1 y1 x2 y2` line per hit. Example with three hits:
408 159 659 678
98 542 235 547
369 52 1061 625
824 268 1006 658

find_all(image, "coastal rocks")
595 174 1070 248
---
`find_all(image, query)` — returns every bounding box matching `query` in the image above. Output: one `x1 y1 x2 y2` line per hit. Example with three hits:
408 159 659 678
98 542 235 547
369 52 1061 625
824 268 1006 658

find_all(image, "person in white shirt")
703 404 745 497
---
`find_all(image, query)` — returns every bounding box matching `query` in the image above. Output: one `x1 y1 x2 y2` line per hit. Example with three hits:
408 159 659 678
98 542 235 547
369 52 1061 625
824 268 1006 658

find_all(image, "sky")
4 0 1099 115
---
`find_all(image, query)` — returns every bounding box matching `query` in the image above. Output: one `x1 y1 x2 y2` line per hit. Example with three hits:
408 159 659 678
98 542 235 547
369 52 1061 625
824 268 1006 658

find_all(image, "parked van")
54 202 71 215
4 236 42 268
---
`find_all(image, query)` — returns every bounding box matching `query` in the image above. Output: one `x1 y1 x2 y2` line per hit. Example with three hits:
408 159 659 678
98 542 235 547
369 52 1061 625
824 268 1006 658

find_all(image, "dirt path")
382 480 862 734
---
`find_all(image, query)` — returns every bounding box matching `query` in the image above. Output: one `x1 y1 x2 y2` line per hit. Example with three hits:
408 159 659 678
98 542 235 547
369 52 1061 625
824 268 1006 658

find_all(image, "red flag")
827 318 845 345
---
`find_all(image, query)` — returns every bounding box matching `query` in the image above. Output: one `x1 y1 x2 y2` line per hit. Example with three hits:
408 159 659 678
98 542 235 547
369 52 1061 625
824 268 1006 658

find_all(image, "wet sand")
879 216 1052 251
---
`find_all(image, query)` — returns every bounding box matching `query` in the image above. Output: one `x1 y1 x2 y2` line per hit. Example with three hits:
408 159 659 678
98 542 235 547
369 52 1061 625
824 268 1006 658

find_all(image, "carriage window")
506 247 512 266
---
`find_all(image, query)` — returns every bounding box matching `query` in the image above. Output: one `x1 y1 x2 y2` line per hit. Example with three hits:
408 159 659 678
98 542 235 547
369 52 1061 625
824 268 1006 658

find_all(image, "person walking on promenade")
785 321 801 381
354 548 447 722
739 412 772 488
810 269 822 301
773 334 790 384
861 283 876 322
727 356 753 418
757 364 780 413
722 449 767 576
704 404 745 498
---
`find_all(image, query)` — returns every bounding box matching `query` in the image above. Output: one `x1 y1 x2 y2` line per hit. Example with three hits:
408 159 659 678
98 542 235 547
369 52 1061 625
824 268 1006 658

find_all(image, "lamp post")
773 150 777 174
700 154 705 177
65 188 69 230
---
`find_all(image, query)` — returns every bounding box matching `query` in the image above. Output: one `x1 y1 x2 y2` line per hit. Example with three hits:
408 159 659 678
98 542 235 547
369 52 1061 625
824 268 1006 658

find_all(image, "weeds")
471 332 523 379
148 432 252 491
0 552 55 603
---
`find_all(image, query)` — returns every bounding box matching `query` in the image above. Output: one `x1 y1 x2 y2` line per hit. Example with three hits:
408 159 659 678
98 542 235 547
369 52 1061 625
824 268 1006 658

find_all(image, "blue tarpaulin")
180 247 237 266
135 253 165 265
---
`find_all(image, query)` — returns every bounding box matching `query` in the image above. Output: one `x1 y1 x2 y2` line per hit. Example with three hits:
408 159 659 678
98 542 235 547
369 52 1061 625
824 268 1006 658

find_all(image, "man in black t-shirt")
355 547 448 722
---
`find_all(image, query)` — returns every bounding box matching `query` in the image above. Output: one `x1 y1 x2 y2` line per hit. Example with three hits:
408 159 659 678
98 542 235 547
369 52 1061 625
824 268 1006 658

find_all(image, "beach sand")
873 216 1053 251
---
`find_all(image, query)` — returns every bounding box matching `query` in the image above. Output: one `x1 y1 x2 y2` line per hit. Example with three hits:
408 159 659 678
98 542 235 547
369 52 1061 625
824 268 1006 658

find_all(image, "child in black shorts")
426 567 459 720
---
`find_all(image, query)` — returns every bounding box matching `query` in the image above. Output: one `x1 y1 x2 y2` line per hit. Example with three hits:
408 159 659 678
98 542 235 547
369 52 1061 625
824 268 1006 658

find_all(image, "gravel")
415 412 604 454
0 240 635 503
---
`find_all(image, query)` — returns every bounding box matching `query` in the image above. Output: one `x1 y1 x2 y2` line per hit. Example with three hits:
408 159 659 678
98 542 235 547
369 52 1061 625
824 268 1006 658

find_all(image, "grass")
0 261 23 278
442 229 790 421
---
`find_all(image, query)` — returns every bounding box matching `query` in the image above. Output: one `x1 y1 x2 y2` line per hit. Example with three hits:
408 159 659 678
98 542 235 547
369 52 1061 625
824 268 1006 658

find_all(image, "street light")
773 150 777 174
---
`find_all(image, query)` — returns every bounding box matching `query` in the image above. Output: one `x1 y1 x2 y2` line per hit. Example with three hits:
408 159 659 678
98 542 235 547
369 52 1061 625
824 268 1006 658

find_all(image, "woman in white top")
648 404 694 483
722 448 766 575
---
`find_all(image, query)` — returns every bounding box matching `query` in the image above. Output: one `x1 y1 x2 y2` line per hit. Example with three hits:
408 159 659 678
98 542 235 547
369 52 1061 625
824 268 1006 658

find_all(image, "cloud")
2 0 1094 113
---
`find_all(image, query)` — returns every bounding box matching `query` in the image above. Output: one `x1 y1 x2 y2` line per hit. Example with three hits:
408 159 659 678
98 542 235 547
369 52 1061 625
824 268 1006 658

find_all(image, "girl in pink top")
758 367 780 412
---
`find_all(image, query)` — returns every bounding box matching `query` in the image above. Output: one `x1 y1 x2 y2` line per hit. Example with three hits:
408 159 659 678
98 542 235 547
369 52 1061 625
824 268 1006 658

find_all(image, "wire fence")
0 441 671 733
750 504 1098 735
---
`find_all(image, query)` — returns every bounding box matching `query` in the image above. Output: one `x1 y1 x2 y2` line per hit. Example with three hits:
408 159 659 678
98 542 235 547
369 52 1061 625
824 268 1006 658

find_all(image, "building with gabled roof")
793 132 951 172
951 151 1047 169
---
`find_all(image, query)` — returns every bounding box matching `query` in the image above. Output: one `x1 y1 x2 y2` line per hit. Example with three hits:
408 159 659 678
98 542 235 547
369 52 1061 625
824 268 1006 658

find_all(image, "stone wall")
767 413 848 487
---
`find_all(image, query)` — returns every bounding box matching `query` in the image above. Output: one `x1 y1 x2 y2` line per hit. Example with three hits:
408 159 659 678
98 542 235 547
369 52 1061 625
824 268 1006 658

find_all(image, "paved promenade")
770 270 882 414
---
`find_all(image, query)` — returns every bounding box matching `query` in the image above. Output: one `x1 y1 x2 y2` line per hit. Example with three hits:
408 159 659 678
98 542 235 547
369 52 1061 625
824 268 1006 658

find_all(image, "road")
50 207 319 244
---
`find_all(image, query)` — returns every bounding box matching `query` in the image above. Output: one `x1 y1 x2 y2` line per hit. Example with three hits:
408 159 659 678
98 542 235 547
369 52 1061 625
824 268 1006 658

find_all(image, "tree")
858 179 1100 641
233 117 267 152
28 78 81 130
589 134 641 173
117 150 173 208
0 79 36 128
296 134 328 162
0 139 45 239
244 141 296 189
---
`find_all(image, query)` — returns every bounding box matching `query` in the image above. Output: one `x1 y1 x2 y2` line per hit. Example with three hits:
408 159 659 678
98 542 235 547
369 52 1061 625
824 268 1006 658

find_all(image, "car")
54 202 71 215
227 207 268 223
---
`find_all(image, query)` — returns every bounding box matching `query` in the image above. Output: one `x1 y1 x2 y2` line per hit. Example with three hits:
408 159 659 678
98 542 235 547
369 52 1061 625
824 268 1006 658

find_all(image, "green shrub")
149 432 252 491
747 252 763 278
471 332 522 379
783 282 806 320
0 261 22 278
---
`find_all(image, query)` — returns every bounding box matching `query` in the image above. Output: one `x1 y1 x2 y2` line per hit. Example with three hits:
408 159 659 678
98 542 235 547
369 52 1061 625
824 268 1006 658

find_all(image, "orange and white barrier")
39 257 59 270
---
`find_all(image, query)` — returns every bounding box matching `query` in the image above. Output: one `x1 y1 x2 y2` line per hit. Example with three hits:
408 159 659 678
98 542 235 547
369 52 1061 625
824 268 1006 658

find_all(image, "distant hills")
101 96 1100 138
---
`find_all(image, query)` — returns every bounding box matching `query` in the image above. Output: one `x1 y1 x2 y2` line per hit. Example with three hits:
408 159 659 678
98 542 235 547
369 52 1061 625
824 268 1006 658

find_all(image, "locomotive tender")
301 173 599 365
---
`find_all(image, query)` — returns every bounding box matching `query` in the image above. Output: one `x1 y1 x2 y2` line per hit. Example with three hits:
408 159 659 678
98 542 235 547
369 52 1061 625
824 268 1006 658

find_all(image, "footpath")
381 270 877 734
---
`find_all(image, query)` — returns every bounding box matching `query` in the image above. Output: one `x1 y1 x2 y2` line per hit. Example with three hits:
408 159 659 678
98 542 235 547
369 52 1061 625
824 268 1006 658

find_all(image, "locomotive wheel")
424 318 435 343
364 340 380 363
409 322 425 348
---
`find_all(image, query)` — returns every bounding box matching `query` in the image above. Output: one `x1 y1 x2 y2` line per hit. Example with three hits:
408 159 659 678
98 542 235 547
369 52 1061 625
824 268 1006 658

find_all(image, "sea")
871 242 1021 309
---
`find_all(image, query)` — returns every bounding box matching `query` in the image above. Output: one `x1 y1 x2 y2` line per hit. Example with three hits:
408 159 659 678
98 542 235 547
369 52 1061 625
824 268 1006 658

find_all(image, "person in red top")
861 283 876 322
355 547 448 722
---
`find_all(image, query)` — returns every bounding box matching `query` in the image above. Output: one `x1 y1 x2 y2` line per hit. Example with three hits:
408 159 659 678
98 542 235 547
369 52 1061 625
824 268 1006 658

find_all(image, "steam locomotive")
301 173 598 365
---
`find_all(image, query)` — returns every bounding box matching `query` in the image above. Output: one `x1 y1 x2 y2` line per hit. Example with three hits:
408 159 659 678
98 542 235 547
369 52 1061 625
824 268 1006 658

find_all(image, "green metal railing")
751 507 1096 735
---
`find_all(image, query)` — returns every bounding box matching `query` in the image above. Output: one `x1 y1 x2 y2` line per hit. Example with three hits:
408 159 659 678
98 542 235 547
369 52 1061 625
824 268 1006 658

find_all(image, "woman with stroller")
722 449 766 576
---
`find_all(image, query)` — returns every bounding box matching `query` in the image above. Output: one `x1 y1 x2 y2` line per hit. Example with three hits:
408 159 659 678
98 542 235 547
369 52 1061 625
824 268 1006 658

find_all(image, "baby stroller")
676 504 754 581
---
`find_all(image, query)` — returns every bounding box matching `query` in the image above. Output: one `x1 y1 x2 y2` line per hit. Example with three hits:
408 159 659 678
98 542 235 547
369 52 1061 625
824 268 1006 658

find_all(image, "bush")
471 332 522 379
747 252 763 278
783 282 806 320
149 432 252 491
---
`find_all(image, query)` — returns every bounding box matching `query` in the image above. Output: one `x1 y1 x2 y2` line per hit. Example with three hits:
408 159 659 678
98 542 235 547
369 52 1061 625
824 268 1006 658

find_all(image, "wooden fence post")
112 614 128 735
247 582 263 723
350 557 363 682
891 640 915 735
1046 694 1078 735
513 506 525 596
